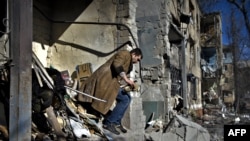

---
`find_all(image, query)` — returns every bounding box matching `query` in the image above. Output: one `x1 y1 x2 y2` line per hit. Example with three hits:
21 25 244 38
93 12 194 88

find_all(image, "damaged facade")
0 0 230 141
200 13 235 110
236 60 250 113
221 45 235 108
137 0 203 123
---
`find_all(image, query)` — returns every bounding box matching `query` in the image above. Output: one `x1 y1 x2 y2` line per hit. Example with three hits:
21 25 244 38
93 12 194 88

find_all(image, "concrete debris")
144 115 210 141
69 118 91 138
197 100 250 141
143 93 250 141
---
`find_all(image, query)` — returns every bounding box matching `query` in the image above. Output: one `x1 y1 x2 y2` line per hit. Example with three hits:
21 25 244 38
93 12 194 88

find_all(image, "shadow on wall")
56 40 132 57
33 0 93 46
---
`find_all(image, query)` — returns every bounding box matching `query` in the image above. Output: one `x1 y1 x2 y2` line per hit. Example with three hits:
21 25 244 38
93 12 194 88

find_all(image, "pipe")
64 86 107 102
181 34 188 113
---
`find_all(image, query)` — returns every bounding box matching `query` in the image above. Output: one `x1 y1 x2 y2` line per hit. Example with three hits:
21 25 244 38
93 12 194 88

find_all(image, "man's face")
132 54 142 64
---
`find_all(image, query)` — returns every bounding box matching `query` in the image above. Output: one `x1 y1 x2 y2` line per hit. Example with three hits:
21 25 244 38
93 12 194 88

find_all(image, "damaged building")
200 13 235 110
236 60 250 113
221 45 235 109
0 0 232 141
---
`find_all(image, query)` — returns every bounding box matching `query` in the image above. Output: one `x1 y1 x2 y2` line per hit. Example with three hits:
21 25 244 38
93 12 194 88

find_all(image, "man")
78 48 143 135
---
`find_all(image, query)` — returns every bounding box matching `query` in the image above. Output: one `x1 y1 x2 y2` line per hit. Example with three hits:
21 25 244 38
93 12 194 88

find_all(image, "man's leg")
105 88 131 124
103 88 131 134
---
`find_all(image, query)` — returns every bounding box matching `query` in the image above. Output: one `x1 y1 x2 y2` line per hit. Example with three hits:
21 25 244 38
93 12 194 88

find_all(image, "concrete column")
9 0 32 140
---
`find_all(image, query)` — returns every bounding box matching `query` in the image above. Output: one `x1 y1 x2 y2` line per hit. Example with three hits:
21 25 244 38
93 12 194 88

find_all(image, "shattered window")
170 65 182 96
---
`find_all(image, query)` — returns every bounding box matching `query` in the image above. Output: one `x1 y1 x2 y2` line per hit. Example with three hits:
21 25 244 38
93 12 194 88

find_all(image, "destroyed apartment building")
0 0 238 141
200 12 235 109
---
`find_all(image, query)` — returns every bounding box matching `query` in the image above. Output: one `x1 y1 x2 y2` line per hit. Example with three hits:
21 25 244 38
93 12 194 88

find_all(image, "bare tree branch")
227 0 250 35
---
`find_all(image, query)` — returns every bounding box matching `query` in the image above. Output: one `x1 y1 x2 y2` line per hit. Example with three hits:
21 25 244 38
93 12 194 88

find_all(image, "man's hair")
130 48 143 59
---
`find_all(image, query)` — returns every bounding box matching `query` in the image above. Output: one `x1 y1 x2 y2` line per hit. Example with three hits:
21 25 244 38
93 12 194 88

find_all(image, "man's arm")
112 51 135 87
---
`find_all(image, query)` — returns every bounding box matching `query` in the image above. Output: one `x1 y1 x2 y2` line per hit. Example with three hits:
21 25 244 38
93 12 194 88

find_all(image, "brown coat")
78 50 133 115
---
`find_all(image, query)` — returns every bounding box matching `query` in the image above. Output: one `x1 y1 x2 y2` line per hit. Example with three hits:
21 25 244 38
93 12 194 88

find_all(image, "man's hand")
125 79 135 88
120 71 135 87
123 81 140 92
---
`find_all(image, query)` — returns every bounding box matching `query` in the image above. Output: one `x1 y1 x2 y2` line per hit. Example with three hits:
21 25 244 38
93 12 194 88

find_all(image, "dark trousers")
104 88 131 125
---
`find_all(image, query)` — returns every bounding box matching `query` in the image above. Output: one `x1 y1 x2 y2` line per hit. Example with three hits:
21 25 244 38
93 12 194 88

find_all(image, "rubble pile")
197 99 250 141
30 93 110 141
